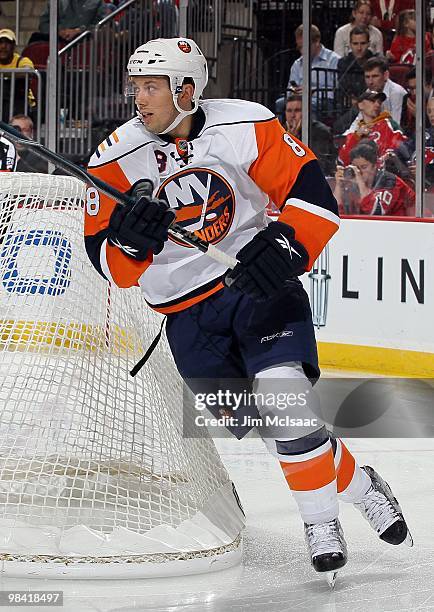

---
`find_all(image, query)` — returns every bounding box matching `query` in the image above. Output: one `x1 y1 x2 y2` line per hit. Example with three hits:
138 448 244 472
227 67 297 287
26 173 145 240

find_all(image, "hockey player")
84 37 412 586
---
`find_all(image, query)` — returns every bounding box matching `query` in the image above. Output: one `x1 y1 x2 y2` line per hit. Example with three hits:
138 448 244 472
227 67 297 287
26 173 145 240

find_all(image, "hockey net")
0 173 244 578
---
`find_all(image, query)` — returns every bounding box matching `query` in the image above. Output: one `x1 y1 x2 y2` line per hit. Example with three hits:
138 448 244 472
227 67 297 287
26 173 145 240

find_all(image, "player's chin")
141 118 158 133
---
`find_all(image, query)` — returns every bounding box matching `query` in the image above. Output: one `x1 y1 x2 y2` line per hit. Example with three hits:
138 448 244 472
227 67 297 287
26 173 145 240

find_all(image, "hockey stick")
0 121 238 269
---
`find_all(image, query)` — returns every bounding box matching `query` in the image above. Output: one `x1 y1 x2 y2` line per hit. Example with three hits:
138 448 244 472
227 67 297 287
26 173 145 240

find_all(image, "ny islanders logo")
157 168 235 247
177 40 192 53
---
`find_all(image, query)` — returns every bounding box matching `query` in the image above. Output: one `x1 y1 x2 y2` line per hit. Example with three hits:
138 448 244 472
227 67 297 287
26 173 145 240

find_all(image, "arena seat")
20 42 50 69
388 63 411 87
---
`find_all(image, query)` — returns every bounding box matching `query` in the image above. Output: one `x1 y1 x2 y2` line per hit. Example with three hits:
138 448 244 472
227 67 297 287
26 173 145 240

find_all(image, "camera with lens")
343 166 355 179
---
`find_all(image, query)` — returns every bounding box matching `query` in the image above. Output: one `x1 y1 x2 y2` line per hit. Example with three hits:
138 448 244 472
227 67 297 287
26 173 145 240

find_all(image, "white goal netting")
0 173 244 578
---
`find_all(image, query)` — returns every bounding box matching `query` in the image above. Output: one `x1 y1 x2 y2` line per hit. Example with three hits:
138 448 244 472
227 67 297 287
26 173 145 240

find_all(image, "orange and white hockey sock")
276 428 339 524
332 437 371 503
254 363 339 524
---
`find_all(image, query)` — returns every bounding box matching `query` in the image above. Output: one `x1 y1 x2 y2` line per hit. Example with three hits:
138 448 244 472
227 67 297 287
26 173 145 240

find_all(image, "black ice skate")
354 466 413 547
304 518 347 588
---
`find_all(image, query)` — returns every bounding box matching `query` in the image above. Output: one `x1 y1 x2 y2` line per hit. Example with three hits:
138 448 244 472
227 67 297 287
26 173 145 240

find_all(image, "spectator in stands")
369 0 414 30
364 56 406 122
421 96 434 185
338 88 407 165
399 67 417 134
33 0 107 43
9 115 48 173
400 96 434 187
334 0 383 57
334 141 414 215
399 68 433 135
283 94 337 175
424 67 433 100
399 67 433 136
287 24 340 114
0 29 36 121
337 26 377 101
386 9 431 64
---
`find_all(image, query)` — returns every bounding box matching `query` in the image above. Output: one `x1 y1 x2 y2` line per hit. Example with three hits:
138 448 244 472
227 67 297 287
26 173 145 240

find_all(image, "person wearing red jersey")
339 88 407 165
386 9 431 64
335 141 414 214
84 37 412 586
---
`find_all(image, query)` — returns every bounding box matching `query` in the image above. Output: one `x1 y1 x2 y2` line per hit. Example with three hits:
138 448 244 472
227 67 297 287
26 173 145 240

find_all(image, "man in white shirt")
363 56 406 123
334 0 383 57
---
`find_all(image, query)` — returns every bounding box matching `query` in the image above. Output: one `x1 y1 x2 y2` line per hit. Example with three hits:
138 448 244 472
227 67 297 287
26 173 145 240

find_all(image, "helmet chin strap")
137 95 199 136
160 94 198 134
159 95 199 135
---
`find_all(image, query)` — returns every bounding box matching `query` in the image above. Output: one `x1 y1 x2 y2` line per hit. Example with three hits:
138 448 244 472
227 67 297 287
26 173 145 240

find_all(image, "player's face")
353 5 371 27
365 68 387 91
285 101 302 131
351 156 376 187
132 76 179 134
350 34 369 59
0 38 14 64
427 99 434 126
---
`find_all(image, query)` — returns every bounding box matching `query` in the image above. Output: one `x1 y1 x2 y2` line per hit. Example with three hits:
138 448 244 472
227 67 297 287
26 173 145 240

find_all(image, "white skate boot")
304 518 347 588
354 466 413 546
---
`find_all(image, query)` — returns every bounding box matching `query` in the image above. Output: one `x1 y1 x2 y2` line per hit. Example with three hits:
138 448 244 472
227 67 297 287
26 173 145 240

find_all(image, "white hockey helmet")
127 37 208 134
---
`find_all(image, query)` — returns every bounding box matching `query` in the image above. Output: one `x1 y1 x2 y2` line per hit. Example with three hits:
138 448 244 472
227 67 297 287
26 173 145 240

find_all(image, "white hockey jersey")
86 99 339 313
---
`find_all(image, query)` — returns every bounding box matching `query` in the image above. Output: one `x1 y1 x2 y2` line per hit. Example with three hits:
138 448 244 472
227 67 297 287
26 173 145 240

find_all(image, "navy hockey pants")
165 280 319 438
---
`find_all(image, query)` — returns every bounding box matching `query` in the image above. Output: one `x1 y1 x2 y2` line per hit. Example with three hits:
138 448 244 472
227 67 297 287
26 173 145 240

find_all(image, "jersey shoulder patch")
88 117 156 168
200 99 275 130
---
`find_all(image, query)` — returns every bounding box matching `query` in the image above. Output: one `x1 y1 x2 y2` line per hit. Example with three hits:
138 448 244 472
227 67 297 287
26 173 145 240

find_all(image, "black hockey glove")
224 221 309 301
108 196 175 260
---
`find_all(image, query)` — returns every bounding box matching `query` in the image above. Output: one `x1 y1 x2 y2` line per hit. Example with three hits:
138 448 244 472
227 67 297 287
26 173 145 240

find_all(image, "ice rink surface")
1 433 433 612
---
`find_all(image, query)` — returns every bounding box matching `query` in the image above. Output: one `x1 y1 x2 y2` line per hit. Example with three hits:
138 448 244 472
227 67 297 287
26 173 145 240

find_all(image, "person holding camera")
334 141 414 216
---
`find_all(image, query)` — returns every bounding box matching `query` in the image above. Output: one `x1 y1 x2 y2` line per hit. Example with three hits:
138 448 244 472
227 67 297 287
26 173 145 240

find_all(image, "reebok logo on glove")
276 234 303 259
224 221 309 302
109 237 139 256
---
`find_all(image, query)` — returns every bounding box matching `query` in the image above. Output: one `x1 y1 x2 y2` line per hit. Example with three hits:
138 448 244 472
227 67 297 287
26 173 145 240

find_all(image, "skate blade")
325 571 338 589
404 529 414 547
